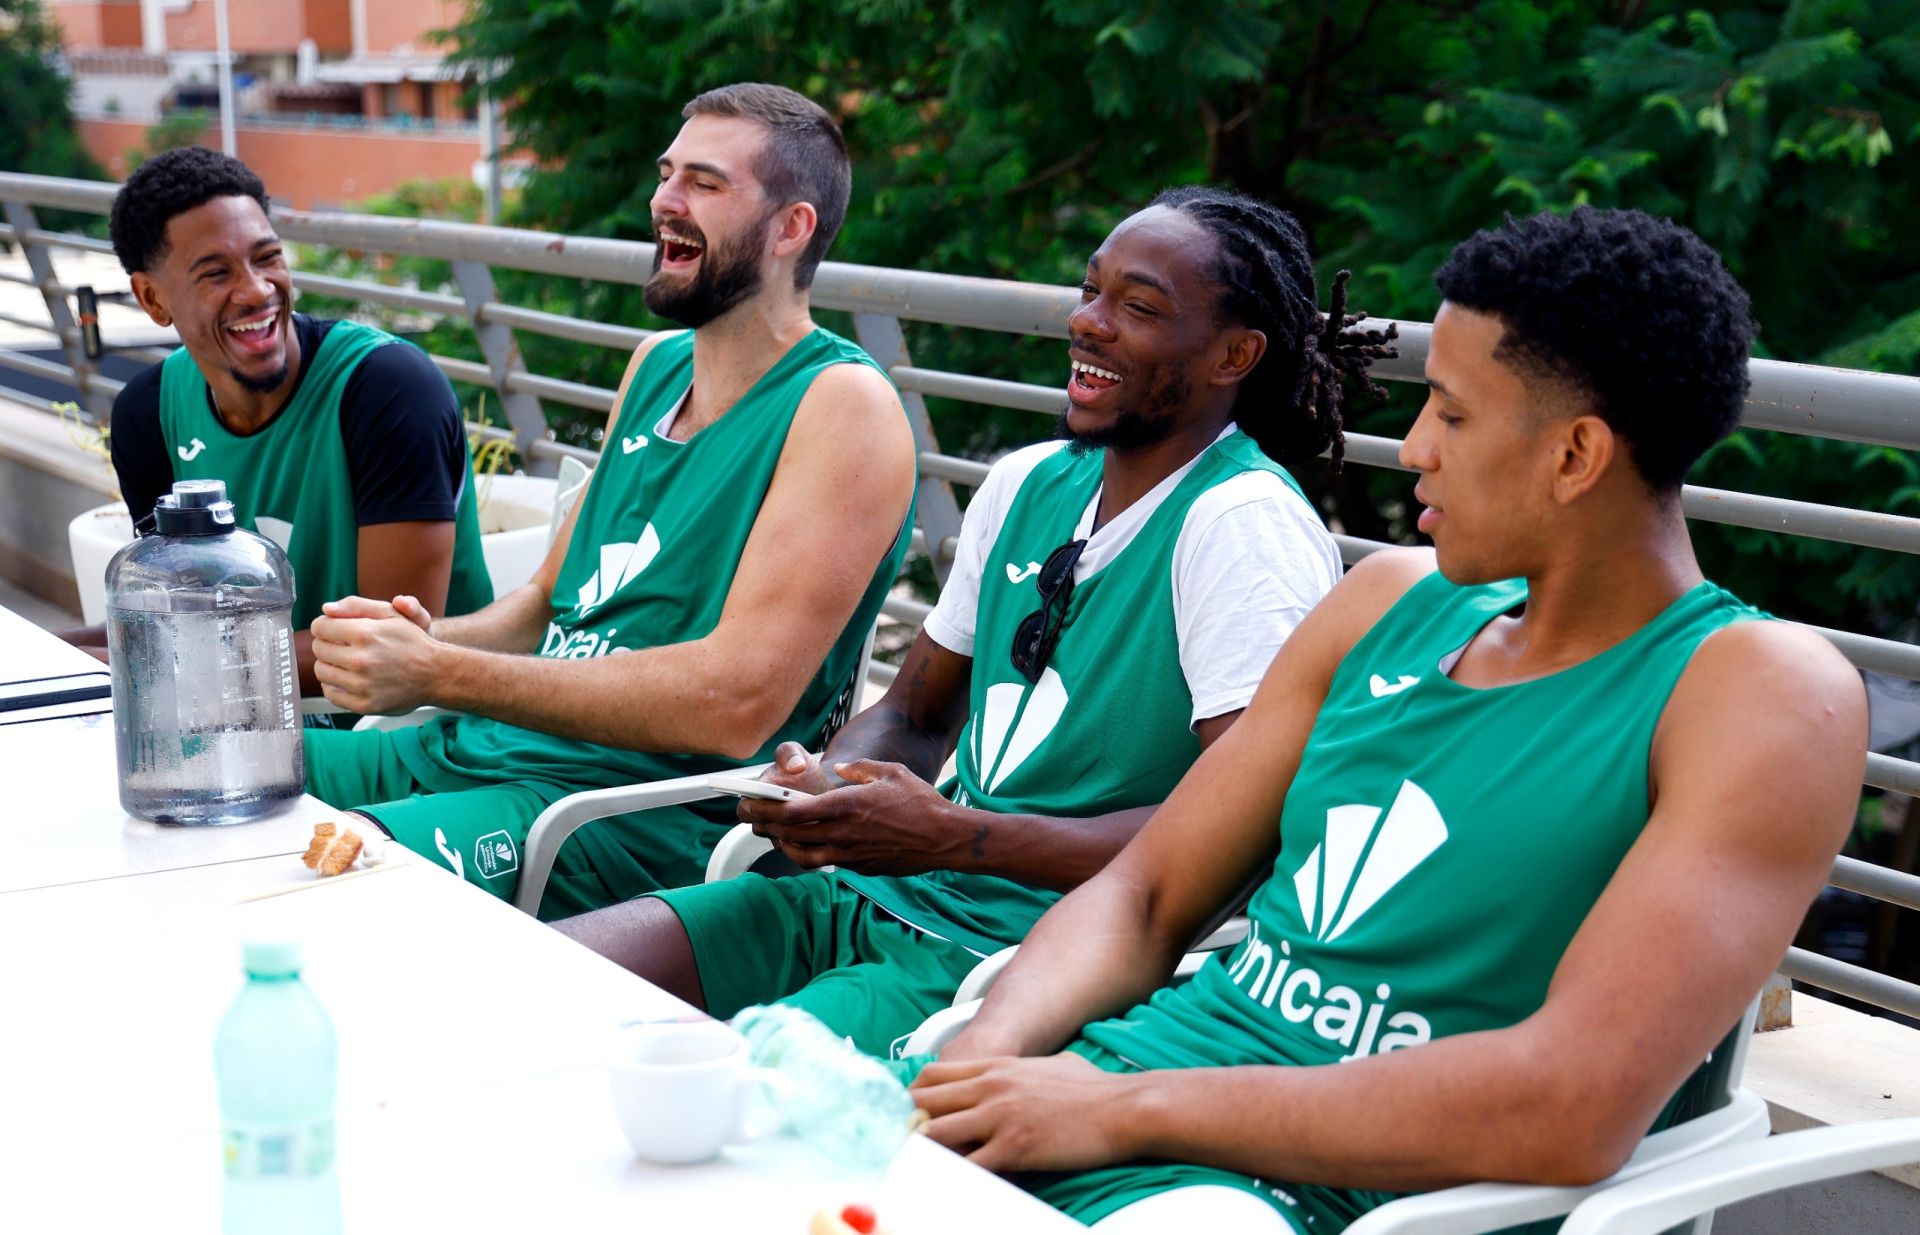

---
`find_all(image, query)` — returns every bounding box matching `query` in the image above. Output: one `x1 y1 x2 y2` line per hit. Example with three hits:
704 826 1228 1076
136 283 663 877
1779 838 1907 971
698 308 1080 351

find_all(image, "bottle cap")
152 479 238 537
241 937 303 978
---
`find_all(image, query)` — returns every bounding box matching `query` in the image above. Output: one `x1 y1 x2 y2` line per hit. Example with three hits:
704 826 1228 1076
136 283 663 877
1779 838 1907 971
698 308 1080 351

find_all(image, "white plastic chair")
355 624 877 915
907 997 1774 1235
1557 1115 1920 1234
900 917 1251 1057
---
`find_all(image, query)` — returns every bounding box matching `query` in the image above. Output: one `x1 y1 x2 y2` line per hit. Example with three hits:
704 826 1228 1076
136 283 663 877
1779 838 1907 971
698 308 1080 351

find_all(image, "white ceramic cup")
608 1021 780 1165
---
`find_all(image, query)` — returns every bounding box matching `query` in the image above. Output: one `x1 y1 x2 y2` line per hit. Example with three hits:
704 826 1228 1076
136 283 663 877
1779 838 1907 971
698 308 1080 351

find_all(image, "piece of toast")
301 821 364 877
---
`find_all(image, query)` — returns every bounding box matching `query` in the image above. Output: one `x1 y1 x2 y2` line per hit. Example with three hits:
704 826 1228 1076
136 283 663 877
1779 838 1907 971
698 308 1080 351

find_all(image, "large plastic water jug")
106 479 304 824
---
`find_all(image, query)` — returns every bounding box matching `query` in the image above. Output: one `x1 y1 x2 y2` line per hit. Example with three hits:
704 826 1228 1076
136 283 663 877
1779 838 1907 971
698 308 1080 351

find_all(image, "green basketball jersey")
158 320 492 629
1081 573 1763 1077
842 431 1308 956
393 327 909 821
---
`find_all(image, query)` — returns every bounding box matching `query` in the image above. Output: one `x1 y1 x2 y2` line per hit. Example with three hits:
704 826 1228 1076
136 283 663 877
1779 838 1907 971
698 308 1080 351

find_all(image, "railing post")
851 312 963 587
449 259 553 476
2 201 106 420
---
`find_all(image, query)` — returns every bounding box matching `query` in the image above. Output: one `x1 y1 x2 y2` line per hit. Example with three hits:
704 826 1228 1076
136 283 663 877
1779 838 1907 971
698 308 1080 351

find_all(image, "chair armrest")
953 917 1252 1008
352 706 458 733
902 998 985 1058
512 764 770 914
1558 1115 1920 1235
706 823 775 883
1343 1090 1771 1235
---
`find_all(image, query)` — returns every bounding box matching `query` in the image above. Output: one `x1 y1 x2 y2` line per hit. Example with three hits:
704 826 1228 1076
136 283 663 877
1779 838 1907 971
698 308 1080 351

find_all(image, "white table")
0 711 338 893
0 599 104 685
0 625 1083 1235
0 855 1082 1234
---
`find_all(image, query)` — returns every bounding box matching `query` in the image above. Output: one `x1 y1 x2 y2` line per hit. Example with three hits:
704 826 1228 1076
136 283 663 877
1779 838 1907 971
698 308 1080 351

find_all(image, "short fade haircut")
110 146 271 275
1433 207 1757 493
682 83 850 290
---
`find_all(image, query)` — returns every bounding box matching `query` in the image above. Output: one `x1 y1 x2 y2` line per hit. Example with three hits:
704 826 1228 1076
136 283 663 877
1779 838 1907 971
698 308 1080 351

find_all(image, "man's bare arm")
934 550 1435 1059
316 361 916 756
919 620 1868 1190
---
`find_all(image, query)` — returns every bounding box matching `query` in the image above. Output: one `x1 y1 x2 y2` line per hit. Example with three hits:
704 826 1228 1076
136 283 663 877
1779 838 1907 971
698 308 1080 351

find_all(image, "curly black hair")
1433 207 1756 493
110 147 270 275
1150 185 1397 469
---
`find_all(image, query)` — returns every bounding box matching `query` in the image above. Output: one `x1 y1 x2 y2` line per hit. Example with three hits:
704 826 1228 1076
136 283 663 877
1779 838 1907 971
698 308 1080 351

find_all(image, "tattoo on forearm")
971 822 989 861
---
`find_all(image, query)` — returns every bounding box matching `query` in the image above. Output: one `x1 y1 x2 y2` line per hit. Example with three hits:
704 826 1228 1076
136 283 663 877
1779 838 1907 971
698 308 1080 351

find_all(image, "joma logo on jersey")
1226 779 1449 1059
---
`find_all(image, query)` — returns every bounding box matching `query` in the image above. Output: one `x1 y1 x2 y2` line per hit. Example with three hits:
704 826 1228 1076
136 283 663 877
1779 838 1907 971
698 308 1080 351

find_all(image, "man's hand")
911 1053 1140 1174
311 595 442 715
737 757 967 876
755 741 850 797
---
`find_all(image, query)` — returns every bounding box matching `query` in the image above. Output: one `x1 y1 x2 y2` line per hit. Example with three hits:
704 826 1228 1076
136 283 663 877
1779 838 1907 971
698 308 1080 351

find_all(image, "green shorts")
303 727 733 920
889 1042 1376 1229
653 871 983 1059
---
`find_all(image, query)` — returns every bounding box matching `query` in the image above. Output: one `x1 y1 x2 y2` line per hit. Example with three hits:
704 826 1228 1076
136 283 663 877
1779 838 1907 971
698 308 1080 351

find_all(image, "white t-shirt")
923 428 1342 728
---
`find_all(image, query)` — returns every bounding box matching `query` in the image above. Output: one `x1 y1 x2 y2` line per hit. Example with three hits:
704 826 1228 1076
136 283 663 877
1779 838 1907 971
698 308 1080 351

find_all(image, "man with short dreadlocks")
557 187 1395 1059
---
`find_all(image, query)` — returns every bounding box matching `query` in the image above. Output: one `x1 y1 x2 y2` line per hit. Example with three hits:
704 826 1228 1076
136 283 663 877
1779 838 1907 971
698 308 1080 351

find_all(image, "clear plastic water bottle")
106 479 303 824
214 938 341 1235
731 1004 919 1172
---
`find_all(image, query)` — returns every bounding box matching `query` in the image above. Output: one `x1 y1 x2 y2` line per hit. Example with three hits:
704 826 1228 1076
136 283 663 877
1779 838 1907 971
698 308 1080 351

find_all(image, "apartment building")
48 0 502 209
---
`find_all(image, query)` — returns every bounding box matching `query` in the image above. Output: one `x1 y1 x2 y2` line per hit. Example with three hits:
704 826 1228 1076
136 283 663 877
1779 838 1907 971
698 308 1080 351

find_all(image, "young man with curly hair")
905 209 1868 1231
65 146 492 691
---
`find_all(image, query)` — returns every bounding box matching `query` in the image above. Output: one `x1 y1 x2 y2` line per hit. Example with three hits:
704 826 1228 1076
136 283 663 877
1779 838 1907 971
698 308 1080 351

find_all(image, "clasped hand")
739 741 966 876
910 1053 1139 1173
310 594 437 715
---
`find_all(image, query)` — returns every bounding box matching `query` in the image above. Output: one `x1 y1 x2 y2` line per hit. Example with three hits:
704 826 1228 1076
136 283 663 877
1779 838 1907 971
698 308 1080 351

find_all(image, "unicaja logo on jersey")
573 525 662 617
967 667 1069 795
1226 780 1447 1060
1295 780 1447 942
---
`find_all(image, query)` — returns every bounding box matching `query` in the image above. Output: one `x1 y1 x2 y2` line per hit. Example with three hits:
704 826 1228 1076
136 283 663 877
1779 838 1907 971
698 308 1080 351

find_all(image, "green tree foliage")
0 0 103 182
445 0 1919 632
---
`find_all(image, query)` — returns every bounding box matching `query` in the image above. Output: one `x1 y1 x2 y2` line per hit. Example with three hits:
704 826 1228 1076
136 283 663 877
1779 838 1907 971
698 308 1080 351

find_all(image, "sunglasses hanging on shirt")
1009 537 1088 683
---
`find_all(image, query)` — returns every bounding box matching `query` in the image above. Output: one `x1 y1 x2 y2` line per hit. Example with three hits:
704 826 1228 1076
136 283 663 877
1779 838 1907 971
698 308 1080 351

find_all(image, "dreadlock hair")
1150 185 1397 470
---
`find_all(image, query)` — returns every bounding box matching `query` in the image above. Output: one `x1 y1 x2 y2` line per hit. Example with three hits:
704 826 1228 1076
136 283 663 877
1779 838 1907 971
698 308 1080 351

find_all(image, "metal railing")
1 170 1916 1021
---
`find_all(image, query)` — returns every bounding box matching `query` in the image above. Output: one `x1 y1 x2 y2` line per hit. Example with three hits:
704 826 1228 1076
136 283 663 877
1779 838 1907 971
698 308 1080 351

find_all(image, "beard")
230 358 291 394
644 211 773 328
1056 369 1191 457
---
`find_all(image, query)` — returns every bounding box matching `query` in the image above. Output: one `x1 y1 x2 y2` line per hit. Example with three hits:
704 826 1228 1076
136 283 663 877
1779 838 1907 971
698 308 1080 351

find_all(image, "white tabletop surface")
0 600 105 685
0 854 1082 1234
0 711 343 893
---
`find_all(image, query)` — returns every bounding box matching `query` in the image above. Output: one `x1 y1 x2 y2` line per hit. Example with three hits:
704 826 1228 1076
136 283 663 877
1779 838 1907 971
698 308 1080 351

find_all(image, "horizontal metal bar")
908 528 959 564
1828 854 1920 914
1866 752 1920 796
113 346 172 366
527 437 598 466
0 346 77 385
428 354 493 386
919 452 990 486
0 269 42 289
1812 626 1920 680
21 228 115 256
1334 534 1394 564
1340 433 1916 555
0 222 14 244
292 271 465 317
892 366 1065 415
503 370 616 413
465 419 514 443
0 310 64 340
1360 318 1920 451
1681 486 1920 555
1780 946 1920 1020
477 302 653 352
882 596 932 625
867 658 900 687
